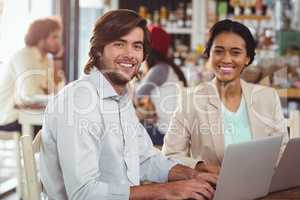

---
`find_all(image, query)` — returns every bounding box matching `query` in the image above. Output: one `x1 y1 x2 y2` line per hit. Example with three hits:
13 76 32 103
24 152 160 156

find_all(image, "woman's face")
209 32 250 83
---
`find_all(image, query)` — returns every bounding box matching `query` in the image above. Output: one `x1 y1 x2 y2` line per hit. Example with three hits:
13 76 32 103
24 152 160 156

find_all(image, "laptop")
269 137 300 193
213 136 283 200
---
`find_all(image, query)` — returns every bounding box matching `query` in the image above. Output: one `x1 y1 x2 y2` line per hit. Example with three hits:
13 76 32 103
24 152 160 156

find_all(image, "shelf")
233 15 271 21
165 27 192 34
276 88 300 99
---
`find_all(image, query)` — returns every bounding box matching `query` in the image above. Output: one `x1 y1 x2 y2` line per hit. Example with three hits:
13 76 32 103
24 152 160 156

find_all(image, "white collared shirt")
40 68 177 200
0 46 54 124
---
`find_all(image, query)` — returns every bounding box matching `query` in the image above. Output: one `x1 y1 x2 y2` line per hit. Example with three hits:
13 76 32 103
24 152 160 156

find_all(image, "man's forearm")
168 164 197 181
129 173 217 200
129 184 166 200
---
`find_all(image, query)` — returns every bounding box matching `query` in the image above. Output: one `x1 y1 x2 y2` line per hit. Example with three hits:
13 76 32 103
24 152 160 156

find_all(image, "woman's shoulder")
242 80 277 95
190 81 218 96
179 82 217 107
242 80 279 107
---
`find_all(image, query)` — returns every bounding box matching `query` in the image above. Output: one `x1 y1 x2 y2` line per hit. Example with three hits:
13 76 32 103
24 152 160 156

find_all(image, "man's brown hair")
24 17 62 47
84 9 150 74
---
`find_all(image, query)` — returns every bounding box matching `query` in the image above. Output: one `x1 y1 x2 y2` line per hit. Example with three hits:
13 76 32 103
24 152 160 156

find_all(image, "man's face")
43 29 62 55
99 27 144 86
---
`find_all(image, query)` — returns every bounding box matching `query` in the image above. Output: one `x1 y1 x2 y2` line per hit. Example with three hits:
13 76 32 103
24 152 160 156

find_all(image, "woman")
162 19 288 173
135 25 187 145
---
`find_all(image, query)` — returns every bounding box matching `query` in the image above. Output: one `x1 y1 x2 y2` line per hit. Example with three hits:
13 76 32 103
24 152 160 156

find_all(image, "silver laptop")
269 137 300 193
213 136 283 200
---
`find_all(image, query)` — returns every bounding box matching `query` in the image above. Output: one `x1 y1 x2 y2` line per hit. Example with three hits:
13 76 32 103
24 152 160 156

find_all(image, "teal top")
221 95 252 147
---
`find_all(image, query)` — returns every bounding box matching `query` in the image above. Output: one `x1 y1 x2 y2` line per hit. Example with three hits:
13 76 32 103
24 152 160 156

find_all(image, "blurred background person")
135 25 187 146
0 17 65 132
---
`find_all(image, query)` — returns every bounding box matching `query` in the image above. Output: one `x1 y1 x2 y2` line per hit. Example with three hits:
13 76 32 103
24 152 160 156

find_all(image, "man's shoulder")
12 47 34 58
50 79 87 100
48 78 98 111
8 47 40 67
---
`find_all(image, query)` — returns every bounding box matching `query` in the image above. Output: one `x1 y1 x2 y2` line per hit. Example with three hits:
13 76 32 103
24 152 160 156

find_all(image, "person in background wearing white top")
135 26 187 145
0 17 65 132
40 10 217 200
162 19 288 174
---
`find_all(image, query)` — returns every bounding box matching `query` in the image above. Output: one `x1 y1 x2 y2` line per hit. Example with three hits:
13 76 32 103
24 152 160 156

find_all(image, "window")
0 0 55 62
77 0 118 77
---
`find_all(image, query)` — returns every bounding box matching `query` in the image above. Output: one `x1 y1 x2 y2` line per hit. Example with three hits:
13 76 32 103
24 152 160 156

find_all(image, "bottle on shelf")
185 2 192 28
255 0 263 15
153 10 160 26
167 11 176 29
241 0 255 15
175 2 185 28
138 6 147 19
137 1 195 30
146 13 152 25
230 0 241 16
160 6 168 27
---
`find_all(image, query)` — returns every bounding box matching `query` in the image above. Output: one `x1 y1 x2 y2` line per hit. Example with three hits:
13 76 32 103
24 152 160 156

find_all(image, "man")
0 17 64 131
40 10 217 200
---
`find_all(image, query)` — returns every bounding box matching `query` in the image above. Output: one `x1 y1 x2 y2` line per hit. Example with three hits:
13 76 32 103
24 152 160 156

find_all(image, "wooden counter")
276 88 300 99
260 186 300 199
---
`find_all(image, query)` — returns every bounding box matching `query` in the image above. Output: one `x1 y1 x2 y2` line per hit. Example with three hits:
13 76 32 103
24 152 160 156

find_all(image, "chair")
21 130 42 200
287 110 300 139
0 131 23 198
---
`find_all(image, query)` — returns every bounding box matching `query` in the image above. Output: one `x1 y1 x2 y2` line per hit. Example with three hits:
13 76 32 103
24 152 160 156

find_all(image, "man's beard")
97 59 138 86
105 71 131 86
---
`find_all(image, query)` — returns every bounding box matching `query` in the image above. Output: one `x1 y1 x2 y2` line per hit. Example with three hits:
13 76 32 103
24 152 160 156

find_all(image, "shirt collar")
84 67 129 100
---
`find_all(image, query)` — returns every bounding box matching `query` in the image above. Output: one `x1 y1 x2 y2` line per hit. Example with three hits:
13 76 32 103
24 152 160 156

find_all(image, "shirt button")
124 150 130 156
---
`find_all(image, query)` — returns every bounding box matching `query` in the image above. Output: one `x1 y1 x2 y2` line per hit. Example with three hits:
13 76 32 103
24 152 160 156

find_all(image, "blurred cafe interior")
0 0 300 199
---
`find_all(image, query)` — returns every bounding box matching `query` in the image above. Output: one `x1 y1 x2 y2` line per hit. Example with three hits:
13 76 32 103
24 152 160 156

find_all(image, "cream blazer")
162 80 288 167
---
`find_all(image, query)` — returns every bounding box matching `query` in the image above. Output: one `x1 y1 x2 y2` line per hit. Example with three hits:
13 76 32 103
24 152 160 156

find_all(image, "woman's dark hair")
203 19 256 66
84 9 150 74
146 49 187 87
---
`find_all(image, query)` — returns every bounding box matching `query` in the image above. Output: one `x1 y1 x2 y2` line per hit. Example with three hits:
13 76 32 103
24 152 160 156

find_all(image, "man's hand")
162 178 215 200
166 164 218 199
130 178 216 200
130 164 218 200
52 45 66 89
168 164 218 183
195 162 221 175
53 44 64 59
54 68 66 86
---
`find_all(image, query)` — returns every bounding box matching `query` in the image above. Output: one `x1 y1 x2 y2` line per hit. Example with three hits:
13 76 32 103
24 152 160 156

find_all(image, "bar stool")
0 131 23 199
287 110 300 139
21 130 42 200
